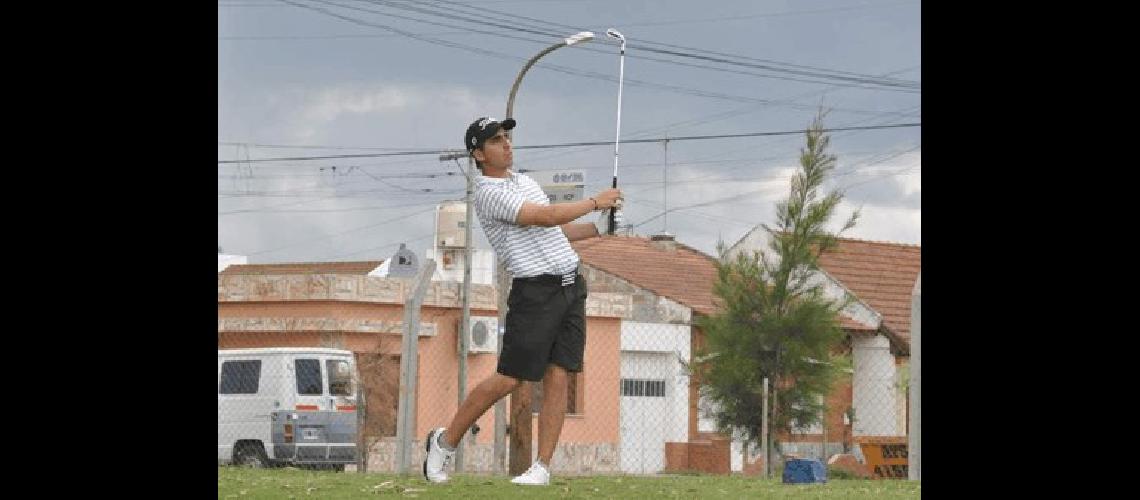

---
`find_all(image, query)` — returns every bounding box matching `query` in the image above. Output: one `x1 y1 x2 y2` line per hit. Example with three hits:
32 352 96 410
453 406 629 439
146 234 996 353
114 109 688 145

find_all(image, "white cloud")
832 199 920 245
261 82 485 144
896 151 921 196
309 87 409 119
826 151 920 245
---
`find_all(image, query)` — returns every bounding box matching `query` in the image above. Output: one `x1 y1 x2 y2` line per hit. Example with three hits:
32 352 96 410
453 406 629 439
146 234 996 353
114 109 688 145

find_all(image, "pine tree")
696 110 859 468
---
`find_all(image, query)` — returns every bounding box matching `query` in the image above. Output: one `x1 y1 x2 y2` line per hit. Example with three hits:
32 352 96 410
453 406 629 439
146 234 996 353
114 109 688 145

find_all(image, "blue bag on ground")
782 458 827 484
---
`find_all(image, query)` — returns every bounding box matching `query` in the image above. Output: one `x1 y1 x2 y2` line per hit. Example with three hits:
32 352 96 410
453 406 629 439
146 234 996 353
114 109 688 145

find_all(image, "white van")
218 348 359 470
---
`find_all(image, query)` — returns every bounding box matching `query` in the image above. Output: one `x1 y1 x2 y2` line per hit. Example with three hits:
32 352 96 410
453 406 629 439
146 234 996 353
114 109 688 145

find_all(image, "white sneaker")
510 461 551 486
422 427 454 484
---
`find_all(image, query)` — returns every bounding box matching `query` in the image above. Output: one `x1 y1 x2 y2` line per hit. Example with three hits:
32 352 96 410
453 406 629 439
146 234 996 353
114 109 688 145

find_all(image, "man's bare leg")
442 373 521 448
536 364 569 464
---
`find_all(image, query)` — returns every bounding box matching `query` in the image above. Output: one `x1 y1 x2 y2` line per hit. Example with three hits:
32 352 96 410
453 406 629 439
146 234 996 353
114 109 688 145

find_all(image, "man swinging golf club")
422 116 622 485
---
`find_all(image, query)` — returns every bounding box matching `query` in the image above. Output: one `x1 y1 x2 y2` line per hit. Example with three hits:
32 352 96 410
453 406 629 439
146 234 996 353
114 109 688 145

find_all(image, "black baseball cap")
465 117 516 152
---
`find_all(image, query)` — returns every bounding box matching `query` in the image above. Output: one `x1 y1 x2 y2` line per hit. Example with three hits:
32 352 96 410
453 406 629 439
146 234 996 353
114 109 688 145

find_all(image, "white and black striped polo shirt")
474 171 579 279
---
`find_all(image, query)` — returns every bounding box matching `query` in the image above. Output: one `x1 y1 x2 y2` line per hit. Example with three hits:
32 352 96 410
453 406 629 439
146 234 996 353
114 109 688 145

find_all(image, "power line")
218 122 919 163
613 106 922 199
280 0 920 105
346 0 918 91
614 0 919 28
219 200 442 216
519 123 919 150
218 187 463 197
219 31 470 40
216 147 916 204
426 0 919 87
498 73 919 167
217 100 918 173
627 164 918 230
624 140 919 229
520 147 906 174
219 142 430 151
217 100 916 153
226 0 918 89
215 156 447 171
217 169 458 179
218 147 910 178
318 232 437 261
620 162 920 189
220 0 602 5
243 205 437 257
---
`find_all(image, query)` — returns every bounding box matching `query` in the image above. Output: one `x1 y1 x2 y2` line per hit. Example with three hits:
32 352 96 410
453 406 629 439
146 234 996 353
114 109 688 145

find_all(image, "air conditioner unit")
461 316 499 354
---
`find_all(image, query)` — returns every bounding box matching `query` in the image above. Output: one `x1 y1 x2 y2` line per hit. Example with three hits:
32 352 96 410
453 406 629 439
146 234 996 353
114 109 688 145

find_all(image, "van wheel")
234 442 269 469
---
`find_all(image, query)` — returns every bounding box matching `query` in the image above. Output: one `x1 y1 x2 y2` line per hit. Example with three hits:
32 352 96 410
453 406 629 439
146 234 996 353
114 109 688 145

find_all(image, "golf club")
606 28 626 235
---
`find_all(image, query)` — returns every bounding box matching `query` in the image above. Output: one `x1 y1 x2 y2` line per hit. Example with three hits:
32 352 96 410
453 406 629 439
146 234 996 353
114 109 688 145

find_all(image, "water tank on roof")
436 201 467 248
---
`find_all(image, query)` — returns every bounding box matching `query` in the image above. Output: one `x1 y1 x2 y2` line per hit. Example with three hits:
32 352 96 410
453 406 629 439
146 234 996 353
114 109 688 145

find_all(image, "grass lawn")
218 466 920 499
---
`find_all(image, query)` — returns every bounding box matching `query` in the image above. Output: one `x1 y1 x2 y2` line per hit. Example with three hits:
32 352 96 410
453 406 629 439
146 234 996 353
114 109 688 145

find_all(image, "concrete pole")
908 272 920 481
395 260 437 474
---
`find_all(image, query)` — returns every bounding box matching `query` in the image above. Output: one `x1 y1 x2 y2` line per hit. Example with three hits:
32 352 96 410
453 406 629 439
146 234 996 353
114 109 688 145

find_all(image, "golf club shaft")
609 40 626 235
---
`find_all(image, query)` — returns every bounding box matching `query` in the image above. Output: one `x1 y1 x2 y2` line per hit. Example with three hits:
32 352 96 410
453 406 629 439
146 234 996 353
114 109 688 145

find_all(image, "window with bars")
620 378 666 398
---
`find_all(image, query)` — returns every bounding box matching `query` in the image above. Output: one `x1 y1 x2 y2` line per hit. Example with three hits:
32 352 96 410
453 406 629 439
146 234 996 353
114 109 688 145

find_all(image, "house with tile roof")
570 233 718 474
218 253 633 474
216 227 918 475
726 226 920 463
216 234 712 475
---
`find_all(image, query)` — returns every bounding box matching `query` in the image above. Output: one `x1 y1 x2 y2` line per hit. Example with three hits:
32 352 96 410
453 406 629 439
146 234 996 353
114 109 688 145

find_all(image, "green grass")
218 466 920 499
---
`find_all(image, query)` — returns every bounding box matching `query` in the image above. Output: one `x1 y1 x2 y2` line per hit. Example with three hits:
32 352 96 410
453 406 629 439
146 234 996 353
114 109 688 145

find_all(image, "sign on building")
539 170 586 204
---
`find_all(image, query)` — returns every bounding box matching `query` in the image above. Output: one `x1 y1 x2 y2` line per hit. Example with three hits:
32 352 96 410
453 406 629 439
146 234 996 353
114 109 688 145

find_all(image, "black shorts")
496 273 587 382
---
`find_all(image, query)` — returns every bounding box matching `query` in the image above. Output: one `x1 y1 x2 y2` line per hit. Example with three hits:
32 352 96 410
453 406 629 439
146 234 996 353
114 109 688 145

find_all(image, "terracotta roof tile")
817 238 920 342
573 235 913 338
572 235 719 315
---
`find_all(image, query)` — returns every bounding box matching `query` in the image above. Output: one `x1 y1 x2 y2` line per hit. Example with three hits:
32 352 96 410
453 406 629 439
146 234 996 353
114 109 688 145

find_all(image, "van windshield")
327 359 353 396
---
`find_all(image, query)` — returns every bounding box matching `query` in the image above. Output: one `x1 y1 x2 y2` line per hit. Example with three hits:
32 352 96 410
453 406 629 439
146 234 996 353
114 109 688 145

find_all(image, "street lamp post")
505 31 595 123
498 30 594 477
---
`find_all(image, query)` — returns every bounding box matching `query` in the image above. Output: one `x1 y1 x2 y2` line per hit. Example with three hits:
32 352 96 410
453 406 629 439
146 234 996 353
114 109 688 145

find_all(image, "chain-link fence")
776 333 910 479
218 269 912 479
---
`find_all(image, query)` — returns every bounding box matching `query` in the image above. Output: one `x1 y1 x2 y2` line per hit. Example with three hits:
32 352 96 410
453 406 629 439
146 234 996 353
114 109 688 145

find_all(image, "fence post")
395 259 436 474
356 381 366 472
493 263 509 474
908 271 920 480
821 397 827 461
762 377 769 478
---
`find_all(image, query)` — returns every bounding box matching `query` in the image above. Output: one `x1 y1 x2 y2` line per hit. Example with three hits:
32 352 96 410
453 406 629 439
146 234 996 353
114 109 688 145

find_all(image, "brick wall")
664 432 732 474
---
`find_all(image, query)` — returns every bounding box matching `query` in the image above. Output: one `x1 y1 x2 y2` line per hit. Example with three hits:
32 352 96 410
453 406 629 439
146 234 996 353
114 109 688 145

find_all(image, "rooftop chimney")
649 232 676 252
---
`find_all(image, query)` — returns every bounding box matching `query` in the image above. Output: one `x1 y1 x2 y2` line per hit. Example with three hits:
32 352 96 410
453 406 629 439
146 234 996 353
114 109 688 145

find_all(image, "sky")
218 0 920 264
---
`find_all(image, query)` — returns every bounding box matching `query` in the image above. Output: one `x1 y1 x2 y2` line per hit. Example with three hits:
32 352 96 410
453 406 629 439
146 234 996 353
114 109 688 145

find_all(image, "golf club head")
605 28 625 43
565 31 595 46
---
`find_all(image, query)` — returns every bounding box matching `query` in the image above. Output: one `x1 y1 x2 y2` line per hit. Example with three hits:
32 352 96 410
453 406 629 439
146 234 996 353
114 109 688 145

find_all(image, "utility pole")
440 151 475 472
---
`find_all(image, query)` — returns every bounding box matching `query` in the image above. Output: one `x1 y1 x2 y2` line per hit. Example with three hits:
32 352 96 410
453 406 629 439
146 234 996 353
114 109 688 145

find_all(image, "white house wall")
804 270 880 329
852 334 900 436
621 320 691 445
